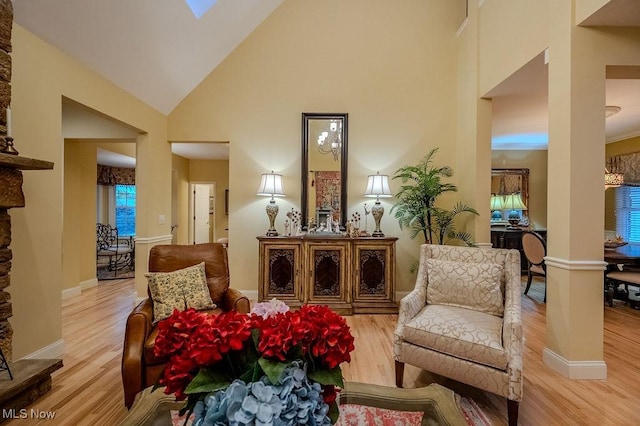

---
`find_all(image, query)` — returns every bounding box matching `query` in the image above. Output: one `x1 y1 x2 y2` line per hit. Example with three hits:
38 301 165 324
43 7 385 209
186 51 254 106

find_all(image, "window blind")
115 184 136 237
616 186 640 243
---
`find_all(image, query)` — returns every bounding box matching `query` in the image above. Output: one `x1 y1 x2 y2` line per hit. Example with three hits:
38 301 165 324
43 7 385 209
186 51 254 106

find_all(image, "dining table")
604 244 640 265
603 244 640 306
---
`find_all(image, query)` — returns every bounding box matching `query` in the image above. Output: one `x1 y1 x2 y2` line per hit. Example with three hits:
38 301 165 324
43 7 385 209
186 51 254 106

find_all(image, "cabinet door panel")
314 251 341 296
307 244 349 308
359 249 386 295
258 241 303 306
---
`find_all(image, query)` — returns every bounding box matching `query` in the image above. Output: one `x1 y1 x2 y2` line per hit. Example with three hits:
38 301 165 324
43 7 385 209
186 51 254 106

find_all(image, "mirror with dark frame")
490 168 530 223
301 113 348 230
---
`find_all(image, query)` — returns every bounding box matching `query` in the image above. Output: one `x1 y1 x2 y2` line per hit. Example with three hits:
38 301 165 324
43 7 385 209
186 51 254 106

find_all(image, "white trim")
543 348 607 379
134 234 173 245
61 286 81 299
456 17 469 37
21 339 65 360
243 290 258 302
62 278 98 299
544 256 608 271
81 278 98 290
476 242 493 248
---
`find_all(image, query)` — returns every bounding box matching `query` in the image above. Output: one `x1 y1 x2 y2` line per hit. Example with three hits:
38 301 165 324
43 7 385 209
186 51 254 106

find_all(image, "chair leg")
507 399 519 426
543 276 547 303
394 360 404 388
524 270 533 294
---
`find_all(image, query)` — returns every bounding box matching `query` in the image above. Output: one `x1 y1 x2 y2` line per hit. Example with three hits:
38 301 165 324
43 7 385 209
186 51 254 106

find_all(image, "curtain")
97 165 135 185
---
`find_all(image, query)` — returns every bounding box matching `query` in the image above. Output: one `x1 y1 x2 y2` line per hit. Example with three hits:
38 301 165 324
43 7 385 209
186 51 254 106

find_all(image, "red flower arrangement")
153 304 355 423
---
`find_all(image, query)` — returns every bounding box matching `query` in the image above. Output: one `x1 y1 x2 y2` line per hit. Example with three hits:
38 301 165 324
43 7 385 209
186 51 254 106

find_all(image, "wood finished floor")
5 277 640 425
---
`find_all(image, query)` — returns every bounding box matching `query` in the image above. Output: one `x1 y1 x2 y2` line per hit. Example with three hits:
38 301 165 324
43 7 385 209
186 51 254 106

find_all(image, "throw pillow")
426 258 504 316
145 262 216 323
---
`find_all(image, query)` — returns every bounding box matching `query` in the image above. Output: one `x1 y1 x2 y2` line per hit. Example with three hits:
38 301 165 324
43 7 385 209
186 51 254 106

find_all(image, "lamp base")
507 210 520 226
371 201 385 237
265 199 279 237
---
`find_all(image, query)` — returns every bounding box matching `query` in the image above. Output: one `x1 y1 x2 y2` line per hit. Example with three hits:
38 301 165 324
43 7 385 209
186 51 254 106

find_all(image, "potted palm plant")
391 148 478 247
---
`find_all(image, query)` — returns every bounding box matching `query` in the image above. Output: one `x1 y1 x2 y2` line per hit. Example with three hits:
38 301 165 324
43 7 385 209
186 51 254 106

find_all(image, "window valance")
97 165 135 186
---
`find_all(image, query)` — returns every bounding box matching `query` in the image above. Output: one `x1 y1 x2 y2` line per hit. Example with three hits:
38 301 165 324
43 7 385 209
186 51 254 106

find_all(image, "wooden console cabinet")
257 235 398 315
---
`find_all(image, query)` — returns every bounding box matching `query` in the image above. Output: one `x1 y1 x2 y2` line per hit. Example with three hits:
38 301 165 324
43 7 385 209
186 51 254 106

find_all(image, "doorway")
190 182 215 244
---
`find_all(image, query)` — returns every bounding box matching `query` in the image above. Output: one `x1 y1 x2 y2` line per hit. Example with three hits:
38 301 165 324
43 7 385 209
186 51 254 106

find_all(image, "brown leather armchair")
121 243 250 408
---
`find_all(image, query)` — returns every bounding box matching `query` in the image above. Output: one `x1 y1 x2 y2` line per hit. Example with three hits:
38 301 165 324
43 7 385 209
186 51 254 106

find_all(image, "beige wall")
63 141 97 292
492 150 548 228
11 24 169 359
172 154 190 245
168 0 463 293
478 0 548 97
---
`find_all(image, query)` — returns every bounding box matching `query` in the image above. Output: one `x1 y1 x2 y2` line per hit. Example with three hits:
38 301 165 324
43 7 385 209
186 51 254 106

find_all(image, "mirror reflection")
301 113 348 230
490 168 529 224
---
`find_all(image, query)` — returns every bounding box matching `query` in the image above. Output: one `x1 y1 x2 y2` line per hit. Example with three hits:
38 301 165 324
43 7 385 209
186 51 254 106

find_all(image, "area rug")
169 395 491 426
96 264 135 280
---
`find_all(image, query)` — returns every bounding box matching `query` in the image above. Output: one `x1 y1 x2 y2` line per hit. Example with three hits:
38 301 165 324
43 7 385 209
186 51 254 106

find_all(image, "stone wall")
0 0 13 360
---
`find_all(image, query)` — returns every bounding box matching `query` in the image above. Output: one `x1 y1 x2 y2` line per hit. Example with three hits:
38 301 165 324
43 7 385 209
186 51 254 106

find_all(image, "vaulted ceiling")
13 0 640 157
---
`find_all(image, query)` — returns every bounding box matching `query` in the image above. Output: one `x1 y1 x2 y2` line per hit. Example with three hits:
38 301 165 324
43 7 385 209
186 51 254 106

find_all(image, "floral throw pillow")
145 262 216 324
426 258 504 316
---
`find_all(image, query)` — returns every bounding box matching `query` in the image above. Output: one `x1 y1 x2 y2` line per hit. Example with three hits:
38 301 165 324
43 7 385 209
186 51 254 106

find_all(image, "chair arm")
393 288 427 361
398 288 426 325
122 298 153 408
502 252 523 402
221 288 251 314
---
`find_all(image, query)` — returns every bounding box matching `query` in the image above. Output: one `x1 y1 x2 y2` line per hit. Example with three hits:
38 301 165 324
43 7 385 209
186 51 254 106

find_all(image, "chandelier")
317 121 342 161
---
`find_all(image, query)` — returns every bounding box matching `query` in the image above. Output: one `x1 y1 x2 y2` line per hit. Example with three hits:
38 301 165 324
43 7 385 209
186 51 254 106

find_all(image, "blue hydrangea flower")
193 361 332 426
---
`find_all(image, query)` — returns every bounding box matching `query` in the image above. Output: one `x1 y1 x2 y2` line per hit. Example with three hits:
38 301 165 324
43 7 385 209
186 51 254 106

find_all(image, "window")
115 184 136 236
615 186 640 243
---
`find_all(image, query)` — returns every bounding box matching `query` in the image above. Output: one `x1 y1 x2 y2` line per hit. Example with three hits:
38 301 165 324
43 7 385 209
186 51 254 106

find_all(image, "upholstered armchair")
121 243 250 408
394 244 522 426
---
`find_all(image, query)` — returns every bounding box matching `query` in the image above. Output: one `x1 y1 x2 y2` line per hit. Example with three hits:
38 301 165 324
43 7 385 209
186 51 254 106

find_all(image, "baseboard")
61 278 98 300
243 290 258 302
543 347 607 379
21 339 65 360
80 278 98 290
61 286 81 299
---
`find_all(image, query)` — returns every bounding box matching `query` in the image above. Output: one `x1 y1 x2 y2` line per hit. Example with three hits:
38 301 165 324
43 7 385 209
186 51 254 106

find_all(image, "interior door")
194 184 211 244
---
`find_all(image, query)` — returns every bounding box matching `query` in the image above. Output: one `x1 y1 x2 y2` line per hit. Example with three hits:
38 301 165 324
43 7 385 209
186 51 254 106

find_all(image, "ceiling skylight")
492 133 549 150
185 0 217 19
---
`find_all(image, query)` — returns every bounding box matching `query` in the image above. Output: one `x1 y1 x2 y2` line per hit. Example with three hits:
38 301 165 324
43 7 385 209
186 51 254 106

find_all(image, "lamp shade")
490 194 505 210
256 172 285 197
503 193 527 210
363 172 392 198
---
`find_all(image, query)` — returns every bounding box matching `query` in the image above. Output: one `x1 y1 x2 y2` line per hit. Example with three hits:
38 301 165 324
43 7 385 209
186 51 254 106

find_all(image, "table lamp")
257 171 285 236
363 172 392 237
502 193 527 227
490 194 505 221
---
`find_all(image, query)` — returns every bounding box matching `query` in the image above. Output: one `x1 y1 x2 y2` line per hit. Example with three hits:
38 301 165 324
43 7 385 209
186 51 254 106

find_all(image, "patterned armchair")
394 244 523 426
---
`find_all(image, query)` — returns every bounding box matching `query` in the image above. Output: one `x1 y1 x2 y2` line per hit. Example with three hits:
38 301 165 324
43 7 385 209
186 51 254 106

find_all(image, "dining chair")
521 231 546 302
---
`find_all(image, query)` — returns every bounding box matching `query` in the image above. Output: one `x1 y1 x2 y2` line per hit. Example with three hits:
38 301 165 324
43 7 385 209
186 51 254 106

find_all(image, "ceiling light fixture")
317 120 342 161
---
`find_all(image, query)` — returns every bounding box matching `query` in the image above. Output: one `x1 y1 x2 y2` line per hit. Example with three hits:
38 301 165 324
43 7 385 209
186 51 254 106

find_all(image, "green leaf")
328 401 340 424
258 357 289 384
185 368 230 394
308 367 344 388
